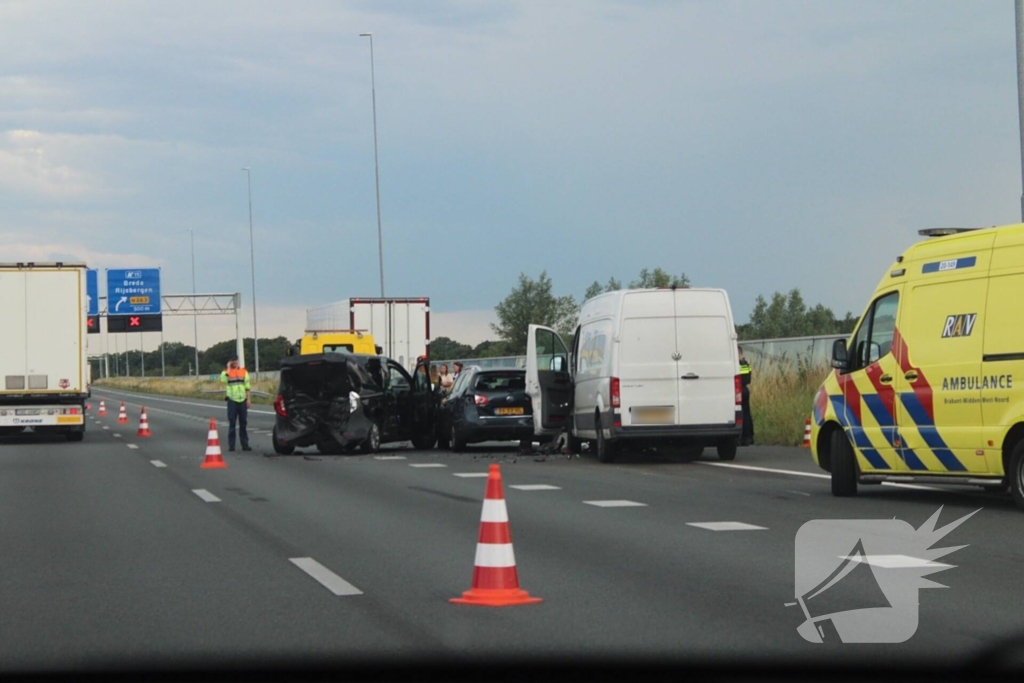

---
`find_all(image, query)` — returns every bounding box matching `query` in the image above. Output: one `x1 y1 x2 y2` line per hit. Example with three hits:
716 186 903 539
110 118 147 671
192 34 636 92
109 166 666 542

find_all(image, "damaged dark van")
272 353 438 455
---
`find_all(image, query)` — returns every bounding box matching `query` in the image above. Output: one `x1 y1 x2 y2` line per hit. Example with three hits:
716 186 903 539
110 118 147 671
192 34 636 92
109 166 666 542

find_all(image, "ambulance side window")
848 291 899 372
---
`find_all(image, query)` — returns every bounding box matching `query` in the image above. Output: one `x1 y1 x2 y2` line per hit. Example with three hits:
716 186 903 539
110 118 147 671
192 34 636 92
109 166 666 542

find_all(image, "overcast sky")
2 1 1020 351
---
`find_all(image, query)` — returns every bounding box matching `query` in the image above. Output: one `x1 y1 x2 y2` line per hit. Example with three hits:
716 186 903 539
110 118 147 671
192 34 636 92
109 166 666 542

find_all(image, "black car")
436 367 536 451
273 353 437 455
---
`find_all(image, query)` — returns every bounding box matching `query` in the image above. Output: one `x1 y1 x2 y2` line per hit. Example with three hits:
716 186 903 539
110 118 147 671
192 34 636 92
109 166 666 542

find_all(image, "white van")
525 288 743 463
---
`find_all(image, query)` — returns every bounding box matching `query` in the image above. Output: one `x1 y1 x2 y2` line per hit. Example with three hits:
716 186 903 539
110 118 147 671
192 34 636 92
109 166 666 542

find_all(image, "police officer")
738 346 753 446
220 354 252 452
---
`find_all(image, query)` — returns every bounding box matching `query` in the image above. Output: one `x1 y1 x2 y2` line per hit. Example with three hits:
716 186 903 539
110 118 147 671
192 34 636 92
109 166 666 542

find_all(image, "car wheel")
1009 441 1024 511
360 422 381 454
595 419 616 463
717 438 738 461
450 424 466 453
830 428 857 497
412 434 437 450
272 426 295 455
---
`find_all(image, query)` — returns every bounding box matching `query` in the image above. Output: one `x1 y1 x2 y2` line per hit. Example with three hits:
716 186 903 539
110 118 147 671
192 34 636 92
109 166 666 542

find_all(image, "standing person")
452 361 464 381
220 354 251 452
429 364 439 388
438 364 454 392
738 346 753 446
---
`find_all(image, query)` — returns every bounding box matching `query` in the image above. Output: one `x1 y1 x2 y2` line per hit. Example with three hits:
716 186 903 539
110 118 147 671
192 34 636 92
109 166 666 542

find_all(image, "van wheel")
717 439 738 461
272 426 295 455
1009 441 1024 511
450 425 466 453
360 423 381 454
595 421 616 463
830 428 857 497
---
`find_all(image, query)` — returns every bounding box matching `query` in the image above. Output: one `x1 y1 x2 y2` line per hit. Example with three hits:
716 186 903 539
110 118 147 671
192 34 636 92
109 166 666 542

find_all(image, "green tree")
429 336 474 361
583 276 623 302
492 271 578 354
471 340 511 358
740 288 850 340
629 267 689 289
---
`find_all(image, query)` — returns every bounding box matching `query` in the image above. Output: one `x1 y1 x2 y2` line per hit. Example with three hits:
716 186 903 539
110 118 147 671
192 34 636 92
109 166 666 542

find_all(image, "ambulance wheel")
1008 441 1024 511
595 421 616 463
830 429 857 497
717 438 738 461
272 427 294 455
360 422 381 454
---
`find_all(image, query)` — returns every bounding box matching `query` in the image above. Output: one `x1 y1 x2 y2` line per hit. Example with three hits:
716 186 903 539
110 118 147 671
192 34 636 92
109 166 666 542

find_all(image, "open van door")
525 324 574 437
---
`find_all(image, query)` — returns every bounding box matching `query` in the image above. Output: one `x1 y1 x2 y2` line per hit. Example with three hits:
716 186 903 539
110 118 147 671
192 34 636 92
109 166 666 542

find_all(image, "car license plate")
16 409 41 416
632 406 674 424
496 407 525 416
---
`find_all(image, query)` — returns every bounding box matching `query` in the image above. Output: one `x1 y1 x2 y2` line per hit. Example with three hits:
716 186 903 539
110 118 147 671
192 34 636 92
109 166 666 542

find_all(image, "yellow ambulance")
811 224 1024 509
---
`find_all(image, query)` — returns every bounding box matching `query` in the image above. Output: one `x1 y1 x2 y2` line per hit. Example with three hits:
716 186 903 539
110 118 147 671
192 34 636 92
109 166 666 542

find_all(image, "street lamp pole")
242 167 260 373
190 228 200 376
360 32 386 297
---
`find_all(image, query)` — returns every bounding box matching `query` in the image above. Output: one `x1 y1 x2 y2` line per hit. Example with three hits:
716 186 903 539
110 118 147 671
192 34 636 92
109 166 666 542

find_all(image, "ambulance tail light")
611 377 621 408
274 394 287 418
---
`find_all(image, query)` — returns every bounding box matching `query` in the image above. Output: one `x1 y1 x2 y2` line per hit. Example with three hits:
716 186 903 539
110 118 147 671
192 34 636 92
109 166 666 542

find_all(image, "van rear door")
525 324 573 436
675 313 736 426
617 311 680 427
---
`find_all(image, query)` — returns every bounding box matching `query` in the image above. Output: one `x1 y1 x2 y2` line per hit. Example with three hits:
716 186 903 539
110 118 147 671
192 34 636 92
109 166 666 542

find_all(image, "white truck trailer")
0 262 89 440
305 297 430 372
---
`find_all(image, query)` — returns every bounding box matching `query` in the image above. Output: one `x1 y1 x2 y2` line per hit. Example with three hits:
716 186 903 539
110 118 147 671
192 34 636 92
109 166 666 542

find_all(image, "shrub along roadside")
749 363 831 447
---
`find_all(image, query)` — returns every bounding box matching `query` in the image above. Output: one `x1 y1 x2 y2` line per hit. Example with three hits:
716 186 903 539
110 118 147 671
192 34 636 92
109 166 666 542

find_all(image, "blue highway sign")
86 269 99 316
106 268 161 315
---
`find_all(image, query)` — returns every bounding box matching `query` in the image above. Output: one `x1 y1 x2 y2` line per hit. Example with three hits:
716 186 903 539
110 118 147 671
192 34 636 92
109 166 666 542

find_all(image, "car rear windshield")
474 372 526 392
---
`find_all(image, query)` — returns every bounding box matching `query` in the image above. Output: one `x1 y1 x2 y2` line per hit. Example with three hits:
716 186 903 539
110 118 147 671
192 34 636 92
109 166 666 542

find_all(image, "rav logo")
941 314 976 339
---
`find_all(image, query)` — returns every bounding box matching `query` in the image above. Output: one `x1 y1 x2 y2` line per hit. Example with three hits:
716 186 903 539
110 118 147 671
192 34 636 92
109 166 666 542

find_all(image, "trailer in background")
0 262 89 441
305 297 430 372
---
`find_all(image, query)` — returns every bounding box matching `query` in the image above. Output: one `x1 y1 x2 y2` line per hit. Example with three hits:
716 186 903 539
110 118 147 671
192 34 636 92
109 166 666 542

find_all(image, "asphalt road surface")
2 386 1023 672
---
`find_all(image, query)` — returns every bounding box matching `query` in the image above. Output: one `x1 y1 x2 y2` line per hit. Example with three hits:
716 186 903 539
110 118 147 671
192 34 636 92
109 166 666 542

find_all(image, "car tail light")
611 377 620 408
274 394 287 418
474 394 489 406
734 375 742 405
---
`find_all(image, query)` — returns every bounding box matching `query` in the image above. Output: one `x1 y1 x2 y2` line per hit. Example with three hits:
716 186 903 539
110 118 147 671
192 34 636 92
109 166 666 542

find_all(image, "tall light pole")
1016 0 1024 220
360 32 386 297
242 167 260 373
189 228 200 376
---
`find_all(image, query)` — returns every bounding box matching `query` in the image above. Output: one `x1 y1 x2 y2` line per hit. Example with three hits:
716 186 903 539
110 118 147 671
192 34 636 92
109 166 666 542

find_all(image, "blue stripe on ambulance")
860 394 928 470
898 392 967 472
829 395 890 470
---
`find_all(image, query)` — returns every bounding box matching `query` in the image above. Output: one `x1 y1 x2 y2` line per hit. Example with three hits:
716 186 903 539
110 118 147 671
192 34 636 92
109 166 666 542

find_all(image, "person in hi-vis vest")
220 354 252 451
738 347 753 446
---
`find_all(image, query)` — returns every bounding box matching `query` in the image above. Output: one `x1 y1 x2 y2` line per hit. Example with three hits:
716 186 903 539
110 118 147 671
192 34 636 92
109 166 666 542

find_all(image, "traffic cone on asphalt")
98 400 107 416
201 418 227 469
450 463 542 607
117 402 128 424
137 407 152 437
802 416 812 448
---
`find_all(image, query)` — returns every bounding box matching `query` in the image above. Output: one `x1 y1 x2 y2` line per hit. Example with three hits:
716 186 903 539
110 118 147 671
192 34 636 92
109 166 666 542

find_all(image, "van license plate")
496 407 524 416
632 407 674 424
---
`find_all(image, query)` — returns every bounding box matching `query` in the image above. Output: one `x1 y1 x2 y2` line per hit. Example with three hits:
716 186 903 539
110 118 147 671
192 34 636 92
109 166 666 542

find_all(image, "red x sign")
129 316 141 327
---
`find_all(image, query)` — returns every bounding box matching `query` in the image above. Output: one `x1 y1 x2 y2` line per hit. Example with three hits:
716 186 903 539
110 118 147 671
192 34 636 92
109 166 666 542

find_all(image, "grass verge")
749 362 830 447
94 377 277 405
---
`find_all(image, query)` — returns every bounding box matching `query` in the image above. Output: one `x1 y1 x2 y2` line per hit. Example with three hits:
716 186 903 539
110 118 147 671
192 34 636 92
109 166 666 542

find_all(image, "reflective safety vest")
739 359 752 387
221 367 251 403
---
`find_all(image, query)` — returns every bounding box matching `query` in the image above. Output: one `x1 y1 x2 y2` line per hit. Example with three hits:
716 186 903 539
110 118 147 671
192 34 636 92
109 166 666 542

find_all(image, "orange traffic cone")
201 418 227 469
137 407 152 437
117 402 128 424
98 400 107 416
451 463 542 607
802 416 812 448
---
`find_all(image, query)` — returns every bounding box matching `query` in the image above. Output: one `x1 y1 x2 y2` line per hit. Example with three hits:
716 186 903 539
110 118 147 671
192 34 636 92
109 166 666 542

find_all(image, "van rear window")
474 372 526 392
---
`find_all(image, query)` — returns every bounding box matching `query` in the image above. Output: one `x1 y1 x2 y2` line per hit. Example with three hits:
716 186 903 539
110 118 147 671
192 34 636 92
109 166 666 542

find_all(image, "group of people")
428 361 463 393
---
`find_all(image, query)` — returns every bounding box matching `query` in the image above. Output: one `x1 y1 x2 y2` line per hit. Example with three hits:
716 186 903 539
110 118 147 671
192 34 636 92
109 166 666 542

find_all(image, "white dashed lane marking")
102 426 109 430
150 460 167 468
374 455 407 460
510 484 561 491
126 444 139 450
112 434 122 438
687 522 767 531
583 500 647 508
289 557 363 596
192 489 221 503
699 461 943 491
409 463 447 468
453 472 489 478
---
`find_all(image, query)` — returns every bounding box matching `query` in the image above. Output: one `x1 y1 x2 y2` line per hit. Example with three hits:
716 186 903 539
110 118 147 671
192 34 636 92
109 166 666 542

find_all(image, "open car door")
526 324 574 437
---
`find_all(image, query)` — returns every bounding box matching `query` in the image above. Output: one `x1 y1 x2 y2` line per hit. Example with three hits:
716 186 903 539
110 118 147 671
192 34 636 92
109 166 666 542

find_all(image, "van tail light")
735 375 742 405
274 394 288 418
611 377 620 408
474 394 490 406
